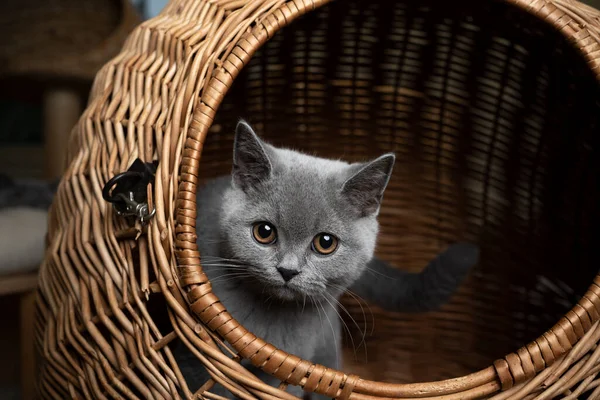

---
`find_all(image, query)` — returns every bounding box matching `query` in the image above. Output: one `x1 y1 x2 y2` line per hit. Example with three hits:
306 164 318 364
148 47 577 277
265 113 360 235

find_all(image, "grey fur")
175 120 479 398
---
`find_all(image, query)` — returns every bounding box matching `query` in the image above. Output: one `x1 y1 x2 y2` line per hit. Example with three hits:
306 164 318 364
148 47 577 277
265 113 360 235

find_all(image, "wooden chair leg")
43 88 81 180
20 290 37 400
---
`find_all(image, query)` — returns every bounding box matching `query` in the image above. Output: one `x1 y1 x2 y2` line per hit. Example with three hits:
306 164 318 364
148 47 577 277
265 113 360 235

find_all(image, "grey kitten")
175 120 479 398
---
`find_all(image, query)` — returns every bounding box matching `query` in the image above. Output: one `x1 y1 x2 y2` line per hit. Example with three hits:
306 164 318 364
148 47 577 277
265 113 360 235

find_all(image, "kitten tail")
351 243 479 312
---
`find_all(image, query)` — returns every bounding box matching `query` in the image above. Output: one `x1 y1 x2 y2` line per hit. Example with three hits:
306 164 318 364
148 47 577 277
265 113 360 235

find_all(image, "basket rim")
174 0 600 398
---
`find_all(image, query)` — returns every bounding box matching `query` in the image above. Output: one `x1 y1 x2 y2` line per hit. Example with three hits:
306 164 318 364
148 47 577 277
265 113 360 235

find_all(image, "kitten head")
220 120 395 301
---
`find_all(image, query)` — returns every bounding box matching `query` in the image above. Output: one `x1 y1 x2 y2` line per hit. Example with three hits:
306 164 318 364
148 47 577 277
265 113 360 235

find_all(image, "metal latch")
102 159 158 224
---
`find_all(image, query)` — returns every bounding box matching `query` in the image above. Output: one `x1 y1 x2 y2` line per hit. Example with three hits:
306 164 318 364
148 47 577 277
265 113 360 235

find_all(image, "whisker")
210 271 255 278
335 285 375 337
200 255 262 270
364 265 396 280
306 259 346 360
310 296 326 344
302 294 307 315
264 295 273 309
198 239 230 244
201 263 251 269
209 275 254 284
209 273 255 284
325 282 373 362
323 293 359 360
318 299 338 367
201 256 248 263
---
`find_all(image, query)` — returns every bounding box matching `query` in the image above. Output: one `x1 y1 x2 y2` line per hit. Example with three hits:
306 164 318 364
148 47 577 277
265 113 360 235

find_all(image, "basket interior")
192 0 600 384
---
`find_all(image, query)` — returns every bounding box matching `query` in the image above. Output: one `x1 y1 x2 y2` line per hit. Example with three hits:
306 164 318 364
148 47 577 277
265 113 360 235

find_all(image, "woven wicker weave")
36 0 600 398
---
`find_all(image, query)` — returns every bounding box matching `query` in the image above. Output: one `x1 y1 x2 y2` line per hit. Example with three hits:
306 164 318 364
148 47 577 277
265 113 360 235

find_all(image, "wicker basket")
36 0 600 398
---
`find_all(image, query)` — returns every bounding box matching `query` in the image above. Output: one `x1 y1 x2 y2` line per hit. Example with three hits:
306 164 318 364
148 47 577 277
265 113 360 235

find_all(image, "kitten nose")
277 267 300 282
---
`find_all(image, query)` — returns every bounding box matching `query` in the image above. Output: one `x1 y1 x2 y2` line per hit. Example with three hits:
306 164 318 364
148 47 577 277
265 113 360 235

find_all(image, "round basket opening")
194 0 600 383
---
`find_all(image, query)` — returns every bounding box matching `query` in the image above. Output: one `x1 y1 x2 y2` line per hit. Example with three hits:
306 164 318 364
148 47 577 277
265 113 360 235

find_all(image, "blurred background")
0 0 600 398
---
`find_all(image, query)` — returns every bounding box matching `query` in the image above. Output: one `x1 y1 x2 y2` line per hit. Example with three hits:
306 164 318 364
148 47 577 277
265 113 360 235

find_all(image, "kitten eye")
252 222 277 245
312 233 338 255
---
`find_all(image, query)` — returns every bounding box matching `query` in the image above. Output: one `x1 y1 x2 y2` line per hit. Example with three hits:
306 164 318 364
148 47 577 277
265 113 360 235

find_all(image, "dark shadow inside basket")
195 0 600 384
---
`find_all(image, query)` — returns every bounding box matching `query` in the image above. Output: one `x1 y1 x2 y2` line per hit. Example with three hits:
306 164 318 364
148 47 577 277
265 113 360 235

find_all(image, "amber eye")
252 222 277 244
312 233 338 255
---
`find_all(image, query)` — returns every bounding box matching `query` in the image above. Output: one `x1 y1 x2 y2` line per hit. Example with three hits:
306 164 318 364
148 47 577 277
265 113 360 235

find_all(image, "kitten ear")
232 120 273 191
341 153 395 217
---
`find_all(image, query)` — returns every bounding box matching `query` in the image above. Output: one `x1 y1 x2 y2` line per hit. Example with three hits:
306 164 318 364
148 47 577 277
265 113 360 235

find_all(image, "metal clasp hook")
102 159 158 225
112 192 156 224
